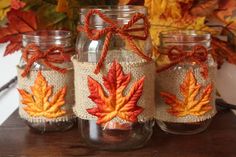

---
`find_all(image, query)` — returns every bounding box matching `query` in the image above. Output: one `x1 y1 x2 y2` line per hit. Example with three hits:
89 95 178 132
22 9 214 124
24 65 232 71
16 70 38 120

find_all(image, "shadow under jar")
75 6 155 150
155 30 217 135
18 30 75 133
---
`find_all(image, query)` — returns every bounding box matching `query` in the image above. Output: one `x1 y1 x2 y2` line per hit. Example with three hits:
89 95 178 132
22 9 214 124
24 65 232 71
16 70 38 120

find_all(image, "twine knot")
21 43 71 77
78 9 152 74
157 45 209 79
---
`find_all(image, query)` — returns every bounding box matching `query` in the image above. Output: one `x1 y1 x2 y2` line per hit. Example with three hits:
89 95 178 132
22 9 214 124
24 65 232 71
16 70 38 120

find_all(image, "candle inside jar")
100 122 132 143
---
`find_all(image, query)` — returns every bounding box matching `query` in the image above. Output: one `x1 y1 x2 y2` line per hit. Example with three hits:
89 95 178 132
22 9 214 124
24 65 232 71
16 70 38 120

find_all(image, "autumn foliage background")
0 0 236 66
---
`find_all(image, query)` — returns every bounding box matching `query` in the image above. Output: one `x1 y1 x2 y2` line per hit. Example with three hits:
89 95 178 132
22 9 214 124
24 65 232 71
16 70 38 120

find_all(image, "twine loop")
21 43 71 77
78 9 152 74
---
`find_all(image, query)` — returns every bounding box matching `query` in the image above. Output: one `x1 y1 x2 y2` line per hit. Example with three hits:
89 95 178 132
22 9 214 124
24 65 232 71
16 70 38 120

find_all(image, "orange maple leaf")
160 70 213 117
18 71 67 118
87 60 144 124
0 9 37 56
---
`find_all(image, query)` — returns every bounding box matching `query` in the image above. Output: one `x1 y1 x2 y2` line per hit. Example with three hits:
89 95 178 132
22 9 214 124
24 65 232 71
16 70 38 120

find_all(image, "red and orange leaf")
18 71 66 118
87 60 144 124
160 70 213 117
215 0 236 29
0 9 37 56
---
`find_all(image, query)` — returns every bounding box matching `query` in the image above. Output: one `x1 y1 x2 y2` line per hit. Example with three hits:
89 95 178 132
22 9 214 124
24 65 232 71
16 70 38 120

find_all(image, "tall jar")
156 30 217 135
17 30 75 133
72 6 155 150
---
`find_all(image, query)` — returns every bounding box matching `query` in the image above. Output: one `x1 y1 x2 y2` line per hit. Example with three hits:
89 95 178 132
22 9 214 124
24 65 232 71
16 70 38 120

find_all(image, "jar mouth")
22 30 72 49
79 5 147 26
23 30 72 40
80 5 147 15
160 30 211 39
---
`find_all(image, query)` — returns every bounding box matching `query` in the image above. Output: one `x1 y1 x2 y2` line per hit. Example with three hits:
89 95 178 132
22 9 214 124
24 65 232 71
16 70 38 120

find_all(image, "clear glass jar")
76 6 154 150
156 30 217 135
18 30 75 133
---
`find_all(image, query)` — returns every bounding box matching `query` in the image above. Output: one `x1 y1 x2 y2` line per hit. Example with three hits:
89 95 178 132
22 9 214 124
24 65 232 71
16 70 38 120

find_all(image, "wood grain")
0 109 236 157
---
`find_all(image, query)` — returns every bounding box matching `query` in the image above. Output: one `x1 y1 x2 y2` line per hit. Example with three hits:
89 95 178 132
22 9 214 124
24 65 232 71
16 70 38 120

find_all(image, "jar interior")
79 119 154 150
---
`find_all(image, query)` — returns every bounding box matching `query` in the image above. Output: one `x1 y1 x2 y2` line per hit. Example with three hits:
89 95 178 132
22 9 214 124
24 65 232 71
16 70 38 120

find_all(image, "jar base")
25 119 76 133
79 119 154 151
157 119 212 135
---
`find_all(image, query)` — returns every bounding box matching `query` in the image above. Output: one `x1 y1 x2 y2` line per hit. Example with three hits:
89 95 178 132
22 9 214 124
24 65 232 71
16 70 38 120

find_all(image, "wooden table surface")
0 109 236 157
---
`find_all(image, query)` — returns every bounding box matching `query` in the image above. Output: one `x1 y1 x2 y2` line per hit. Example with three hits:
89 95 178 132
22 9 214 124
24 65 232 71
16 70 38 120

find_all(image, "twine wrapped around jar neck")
78 9 152 74
21 43 72 77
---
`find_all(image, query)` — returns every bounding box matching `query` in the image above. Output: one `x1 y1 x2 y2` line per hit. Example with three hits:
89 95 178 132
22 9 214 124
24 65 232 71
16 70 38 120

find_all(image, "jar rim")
79 5 147 15
23 30 72 40
159 30 211 38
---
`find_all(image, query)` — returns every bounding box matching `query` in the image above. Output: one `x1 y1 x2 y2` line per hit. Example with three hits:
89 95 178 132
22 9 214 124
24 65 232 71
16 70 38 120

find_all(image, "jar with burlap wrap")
156 30 217 135
17 30 76 133
73 6 155 150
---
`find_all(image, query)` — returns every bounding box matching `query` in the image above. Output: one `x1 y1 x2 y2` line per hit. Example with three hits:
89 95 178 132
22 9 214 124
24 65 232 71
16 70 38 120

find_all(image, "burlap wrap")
17 67 75 123
72 55 156 123
156 57 217 123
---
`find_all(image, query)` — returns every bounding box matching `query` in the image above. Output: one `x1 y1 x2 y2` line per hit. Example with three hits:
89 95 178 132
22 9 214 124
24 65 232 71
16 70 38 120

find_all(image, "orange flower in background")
160 70 213 117
87 60 144 124
18 71 67 118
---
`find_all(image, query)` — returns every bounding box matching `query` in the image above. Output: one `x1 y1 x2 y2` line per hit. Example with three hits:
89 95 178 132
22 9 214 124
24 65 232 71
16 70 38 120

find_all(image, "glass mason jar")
74 6 155 150
156 30 217 135
17 30 75 133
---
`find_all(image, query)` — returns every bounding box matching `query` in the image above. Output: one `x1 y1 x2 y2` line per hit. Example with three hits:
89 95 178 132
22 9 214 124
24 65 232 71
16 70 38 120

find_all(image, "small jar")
17 30 75 133
73 6 155 150
156 30 217 135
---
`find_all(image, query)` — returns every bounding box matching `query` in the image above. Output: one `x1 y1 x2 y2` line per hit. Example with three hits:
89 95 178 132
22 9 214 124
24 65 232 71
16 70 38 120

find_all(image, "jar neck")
22 30 73 51
159 30 211 52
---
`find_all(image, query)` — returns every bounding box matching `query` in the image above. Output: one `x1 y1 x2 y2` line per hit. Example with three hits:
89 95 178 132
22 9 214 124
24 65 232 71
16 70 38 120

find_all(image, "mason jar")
17 30 75 133
156 30 217 135
73 6 155 150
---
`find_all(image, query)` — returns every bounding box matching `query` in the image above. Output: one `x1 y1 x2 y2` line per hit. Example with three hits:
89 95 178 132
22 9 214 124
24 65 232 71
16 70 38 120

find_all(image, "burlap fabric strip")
156 57 217 123
17 66 75 123
72 55 156 123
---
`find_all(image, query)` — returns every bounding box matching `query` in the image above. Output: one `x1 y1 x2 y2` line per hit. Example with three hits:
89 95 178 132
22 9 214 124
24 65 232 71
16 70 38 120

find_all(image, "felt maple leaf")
160 70 213 117
18 71 67 118
87 60 144 124
0 9 37 56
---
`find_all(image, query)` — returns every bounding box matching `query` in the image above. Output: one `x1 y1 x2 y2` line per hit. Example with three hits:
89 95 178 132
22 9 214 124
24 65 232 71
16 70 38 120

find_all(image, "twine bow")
21 43 71 77
157 45 209 79
78 9 152 74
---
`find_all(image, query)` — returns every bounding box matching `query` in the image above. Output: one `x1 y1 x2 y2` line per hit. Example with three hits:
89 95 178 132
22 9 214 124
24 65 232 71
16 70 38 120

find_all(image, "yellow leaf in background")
160 70 213 117
0 0 10 9
144 0 216 63
0 0 10 20
18 71 67 118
